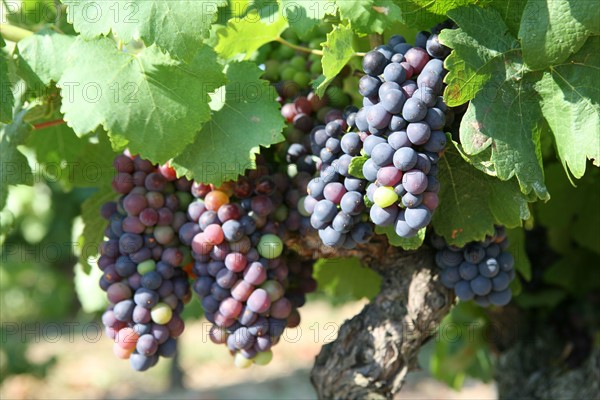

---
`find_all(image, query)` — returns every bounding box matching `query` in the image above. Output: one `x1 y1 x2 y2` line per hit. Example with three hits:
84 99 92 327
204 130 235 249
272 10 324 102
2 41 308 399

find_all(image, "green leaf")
440 6 520 106
398 0 485 30
0 108 33 210
58 37 225 164
315 24 355 97
432 144 530 246
506 227 532 281
26 124 115 188
543 249 600 296
313 257 381 304
16 30 75 86
80 185 115 273
514 288 567 309
336 0 402 34
422 301 493 390
537 163 600 255
519 0 600 70
488 0 528 37
375 224 425 250
459 72 549 200
215 9 288 60
348 155 367 179
1 37 14 123
535 36 600 179
62 0 225 61
173 62 285 186
281 0 337 37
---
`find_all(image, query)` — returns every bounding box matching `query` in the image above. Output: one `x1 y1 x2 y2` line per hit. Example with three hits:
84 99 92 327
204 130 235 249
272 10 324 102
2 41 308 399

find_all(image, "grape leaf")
432 144 530 246
459 70 550 200
421 301 492 390
315 24 355 97
26 124 115 188
215 9 288 60
172 62 285 186
543 249 600 296
0 107 33 210
281 0 337 38
0 37 13 123
16 30 75 86
336 0 402 34
537 163 600 255
58 37 225 164
375 224 425 250
397 0 484 30
348 155 367 179
535 36 600 179
80 184 115 273
440 6 520 106
519 0 600 70
506 227 532 281
313 257 381 304
443 8 548 199
488 0 528 37
62 0 225 61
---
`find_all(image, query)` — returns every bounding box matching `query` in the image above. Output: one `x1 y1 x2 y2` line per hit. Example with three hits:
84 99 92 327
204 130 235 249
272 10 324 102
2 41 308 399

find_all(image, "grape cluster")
353 32 451 238
431 226 517 307
304 116 374 249
98 153 193 371
262 27 352 109
185 165 316 367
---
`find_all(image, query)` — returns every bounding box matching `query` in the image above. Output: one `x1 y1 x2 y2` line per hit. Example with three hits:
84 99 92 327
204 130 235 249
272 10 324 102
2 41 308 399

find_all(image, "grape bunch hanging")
94 23 520 372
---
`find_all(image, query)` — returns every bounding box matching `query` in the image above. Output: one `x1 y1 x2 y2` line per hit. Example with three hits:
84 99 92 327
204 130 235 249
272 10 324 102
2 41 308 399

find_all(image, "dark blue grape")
383 63 407 84
459 262 478 280
363 135 387 156
380 89 406 114
340 132 362 155
363 50 388 76
424 108 445 130
423 130 447 152
371 143 395 167
362 158 379 182
370 205 398 227
470 276 492 296
488 289 511 306
318 227 345 247
388 130 410 150
389 115 407 131
402 98 428 122
455 280 475 301
393 147 418 171
359 75 382 98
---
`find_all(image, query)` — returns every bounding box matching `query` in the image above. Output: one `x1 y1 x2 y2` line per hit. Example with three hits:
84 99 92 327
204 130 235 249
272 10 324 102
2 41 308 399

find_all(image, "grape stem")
275 36 366 57
0 23 34 42
33 119 65 130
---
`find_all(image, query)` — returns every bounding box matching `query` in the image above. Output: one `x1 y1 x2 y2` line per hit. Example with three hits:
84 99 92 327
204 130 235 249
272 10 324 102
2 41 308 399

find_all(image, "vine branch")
275 36 366 58
33 119 65 130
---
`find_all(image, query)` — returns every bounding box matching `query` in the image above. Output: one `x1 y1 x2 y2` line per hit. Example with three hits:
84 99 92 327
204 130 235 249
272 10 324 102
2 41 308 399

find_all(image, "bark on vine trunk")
285 233 454 399
494 320 600 399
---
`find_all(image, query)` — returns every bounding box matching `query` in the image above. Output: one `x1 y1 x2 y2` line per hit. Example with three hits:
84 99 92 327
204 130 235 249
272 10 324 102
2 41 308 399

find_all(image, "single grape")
369 204 398 227
470 276 492 296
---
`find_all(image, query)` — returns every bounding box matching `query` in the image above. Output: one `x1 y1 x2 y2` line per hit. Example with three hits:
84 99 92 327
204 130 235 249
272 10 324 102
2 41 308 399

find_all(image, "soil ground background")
1 300 496 399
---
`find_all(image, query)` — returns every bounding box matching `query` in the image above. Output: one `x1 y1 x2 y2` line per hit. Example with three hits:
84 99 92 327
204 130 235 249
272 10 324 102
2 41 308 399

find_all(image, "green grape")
254 350 273 366
310 59 323 75
150 302 173 324
290 55 307 70
297 196 311 217
274 204 288 222
281 66 297 81
234 352 254 368
276 45 295 60
137 259 156 274
373 186 399 208
258 234 284 259
293 71 311 88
